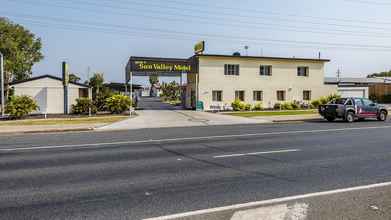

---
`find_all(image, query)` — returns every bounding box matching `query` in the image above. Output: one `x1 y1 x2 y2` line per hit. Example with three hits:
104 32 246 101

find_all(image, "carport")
125 56 197 111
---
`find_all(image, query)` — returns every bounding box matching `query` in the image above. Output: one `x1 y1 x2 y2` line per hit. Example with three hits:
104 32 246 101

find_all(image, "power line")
13 0 391 33
8 0 391 40
7 13 391 51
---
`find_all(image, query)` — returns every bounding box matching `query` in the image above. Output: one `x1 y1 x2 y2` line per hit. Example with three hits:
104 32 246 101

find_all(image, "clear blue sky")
3 0 391 85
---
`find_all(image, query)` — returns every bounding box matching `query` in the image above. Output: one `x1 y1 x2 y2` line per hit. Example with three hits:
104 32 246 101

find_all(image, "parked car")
319 97 388 122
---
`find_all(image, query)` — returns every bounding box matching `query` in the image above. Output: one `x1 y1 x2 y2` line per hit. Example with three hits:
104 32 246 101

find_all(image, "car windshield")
331 98 347 105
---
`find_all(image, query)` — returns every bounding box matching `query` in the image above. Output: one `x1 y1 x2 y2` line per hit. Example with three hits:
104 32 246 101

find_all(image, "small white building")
10 75 90 114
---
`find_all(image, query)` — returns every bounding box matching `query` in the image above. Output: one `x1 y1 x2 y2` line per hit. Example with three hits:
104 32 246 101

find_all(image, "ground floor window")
303 90 311 101
212 90 223 102
235 90 245 101
277 90 286 101
253 91 263 101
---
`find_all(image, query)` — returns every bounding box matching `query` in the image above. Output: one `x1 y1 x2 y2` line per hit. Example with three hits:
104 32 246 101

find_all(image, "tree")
368 70 391 78
87 72 113 111
69 73 81 83
0 17 44 98
149 75 159 86
161 81 181 101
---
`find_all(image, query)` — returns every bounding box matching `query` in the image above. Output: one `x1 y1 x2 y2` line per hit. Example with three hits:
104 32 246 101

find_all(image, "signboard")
194 41 205 54
128 58 192 73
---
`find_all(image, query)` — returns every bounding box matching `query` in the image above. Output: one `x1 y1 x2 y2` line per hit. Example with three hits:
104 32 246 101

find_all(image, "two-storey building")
185 54 337 110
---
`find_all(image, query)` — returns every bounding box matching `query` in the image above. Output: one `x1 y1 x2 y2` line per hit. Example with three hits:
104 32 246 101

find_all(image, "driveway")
98 97 268 130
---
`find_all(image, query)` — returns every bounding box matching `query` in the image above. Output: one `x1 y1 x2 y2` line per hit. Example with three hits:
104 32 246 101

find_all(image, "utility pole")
337 69 341 82
0 52 4 117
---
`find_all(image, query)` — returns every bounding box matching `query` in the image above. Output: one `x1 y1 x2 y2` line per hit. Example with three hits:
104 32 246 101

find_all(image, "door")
361 98 378 117
339 89 366 98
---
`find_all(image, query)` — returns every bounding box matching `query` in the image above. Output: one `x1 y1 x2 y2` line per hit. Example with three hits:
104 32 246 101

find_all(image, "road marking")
213 149 301 158
1 125 391 152
143 181 391 220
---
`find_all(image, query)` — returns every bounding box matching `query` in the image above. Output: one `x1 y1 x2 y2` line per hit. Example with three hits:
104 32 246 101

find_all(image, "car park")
319 97 388 123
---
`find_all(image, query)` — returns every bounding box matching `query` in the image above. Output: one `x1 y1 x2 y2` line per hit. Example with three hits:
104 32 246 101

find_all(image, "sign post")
62 62 69 115
0 52 4 117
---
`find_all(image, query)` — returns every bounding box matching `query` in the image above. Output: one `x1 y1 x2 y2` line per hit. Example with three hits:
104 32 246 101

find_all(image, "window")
224 64 240 75
354 98 364 106
362 98 374 106
260 65 272 76
277 90 286 101
235 90 245 101
212 91 223 102
297 67 309 77
253 91 263 101
303 90 311 101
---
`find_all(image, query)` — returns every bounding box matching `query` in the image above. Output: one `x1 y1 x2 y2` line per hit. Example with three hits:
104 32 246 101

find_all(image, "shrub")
105 94 132 114
5 95 39 119
72 98 97 115
274 103 281 110
281 102 293 110
231 99 246 111
244 103 252 111
311 99 321 108
290 101 300 110
252 102 263 111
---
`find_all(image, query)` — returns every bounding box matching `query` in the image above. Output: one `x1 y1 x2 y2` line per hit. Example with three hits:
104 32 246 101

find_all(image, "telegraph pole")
0 52 4 117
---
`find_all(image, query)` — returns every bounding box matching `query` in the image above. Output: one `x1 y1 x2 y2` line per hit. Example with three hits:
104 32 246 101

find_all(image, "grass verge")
225 110 318 117
0 116 129 126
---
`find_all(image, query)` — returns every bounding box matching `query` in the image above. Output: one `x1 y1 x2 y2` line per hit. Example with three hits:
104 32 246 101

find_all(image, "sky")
2 0 391 85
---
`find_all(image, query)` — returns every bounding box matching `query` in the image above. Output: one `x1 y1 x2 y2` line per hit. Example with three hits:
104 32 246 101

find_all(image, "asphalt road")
1 120 391 219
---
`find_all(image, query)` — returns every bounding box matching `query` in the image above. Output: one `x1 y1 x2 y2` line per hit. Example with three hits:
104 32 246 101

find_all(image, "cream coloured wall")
12 77 87 114
197 56 337 110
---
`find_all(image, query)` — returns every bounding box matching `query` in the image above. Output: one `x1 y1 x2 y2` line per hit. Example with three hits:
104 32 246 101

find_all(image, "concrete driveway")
98 97 268 130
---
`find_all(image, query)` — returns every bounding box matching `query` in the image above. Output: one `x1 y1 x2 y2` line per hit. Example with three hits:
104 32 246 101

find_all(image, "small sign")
194 41 205 55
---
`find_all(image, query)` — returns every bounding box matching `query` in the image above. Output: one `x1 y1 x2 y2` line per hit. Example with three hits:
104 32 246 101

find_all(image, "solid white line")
213 149 301 158
143 181 391 220
1 125 391 152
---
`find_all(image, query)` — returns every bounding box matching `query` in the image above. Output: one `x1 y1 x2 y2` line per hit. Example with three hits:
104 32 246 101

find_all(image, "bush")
231 99 246 111
274 103 281 110
5 95 39 119
311 94 341 108
281 102 293 110
105 94 132 114
252 102 263 111
244 103 252 111
290 101 300 110
72 98 97 115
311 99 321 108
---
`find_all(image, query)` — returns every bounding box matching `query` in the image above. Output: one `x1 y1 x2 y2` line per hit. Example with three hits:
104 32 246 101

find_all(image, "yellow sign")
133 61 191 73
194 41 205 54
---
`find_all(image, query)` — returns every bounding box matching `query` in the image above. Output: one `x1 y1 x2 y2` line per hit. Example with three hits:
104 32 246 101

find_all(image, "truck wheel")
378 111 387 121
326 117 335 122
345 112 355 123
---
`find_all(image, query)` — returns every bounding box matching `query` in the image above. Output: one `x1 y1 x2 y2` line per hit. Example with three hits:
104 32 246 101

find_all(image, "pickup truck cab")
319 98 388 123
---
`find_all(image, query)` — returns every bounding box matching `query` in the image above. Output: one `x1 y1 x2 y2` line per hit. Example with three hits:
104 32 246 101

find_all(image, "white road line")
213 149 301 158
1 125 391 152
143 181 391 220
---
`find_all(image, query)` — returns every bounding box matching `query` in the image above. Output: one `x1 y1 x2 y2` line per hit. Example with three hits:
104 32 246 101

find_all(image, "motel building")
126 46 337 111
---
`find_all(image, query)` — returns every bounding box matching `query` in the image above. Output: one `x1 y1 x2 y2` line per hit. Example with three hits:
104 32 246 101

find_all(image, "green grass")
0 116 129 126
225 110 318 117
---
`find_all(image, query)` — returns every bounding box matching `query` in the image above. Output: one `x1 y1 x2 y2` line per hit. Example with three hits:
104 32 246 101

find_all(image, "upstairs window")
260 65 272 76
224 64 240 76
297 67 309 77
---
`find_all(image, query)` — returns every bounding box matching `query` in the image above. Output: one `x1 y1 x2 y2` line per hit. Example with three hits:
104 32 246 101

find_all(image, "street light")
0 52 4 117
